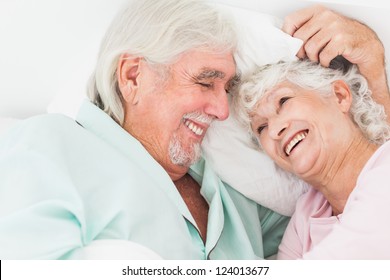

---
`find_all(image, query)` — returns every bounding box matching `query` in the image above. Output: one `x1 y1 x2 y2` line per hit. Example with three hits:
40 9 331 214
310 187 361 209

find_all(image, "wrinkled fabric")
278 141 390 259
0 100 288 260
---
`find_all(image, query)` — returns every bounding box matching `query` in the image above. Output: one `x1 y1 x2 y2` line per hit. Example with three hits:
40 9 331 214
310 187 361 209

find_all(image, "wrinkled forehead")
179 51 240 88
249 82 296 116
177 49 239 81
198 52 237 76
259 82 294 103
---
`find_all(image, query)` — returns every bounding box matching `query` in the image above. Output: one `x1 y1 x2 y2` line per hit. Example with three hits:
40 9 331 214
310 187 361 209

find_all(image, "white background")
0 0 127 118
0 0 389 118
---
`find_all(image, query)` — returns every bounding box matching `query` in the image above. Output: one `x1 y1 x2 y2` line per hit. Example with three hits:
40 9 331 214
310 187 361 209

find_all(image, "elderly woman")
235 59 390 259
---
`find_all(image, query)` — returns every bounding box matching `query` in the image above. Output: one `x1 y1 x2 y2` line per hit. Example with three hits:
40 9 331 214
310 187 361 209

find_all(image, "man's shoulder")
0 113 84 148
8 113 76 133
22 113 77 129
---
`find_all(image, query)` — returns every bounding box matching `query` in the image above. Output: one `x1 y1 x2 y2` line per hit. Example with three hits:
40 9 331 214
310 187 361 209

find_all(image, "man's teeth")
185 120 204 136
285 131 307 156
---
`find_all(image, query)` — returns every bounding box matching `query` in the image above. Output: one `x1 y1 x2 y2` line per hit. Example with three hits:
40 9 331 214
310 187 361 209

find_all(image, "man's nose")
204 88 229 121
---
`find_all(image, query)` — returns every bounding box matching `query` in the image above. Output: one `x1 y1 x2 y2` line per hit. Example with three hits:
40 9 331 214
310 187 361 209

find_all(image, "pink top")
277 141 390 259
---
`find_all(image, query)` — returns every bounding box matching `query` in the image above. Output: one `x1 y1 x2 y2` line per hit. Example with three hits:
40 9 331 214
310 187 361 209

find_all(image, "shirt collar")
75 100 197 224
76 101 226 249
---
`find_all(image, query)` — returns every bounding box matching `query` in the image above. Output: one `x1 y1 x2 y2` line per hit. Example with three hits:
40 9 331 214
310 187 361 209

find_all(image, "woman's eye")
279 97 291 106
257 125 267 135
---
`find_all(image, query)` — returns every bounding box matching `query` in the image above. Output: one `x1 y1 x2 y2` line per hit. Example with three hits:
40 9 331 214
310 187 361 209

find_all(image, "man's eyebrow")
195 68 241 91
196 69 226 80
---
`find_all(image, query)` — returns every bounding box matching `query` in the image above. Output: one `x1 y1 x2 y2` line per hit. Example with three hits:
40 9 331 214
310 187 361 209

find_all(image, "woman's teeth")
285 131 307 156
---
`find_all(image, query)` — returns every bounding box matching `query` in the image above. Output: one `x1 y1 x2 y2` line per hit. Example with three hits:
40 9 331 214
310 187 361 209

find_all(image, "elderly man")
0 0 287 259
0 0 387 260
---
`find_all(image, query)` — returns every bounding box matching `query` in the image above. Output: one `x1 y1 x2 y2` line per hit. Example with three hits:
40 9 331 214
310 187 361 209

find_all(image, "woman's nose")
268 119 288 139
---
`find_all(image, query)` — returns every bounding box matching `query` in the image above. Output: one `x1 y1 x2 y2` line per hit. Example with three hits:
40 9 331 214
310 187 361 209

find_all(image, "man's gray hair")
87 0 237 124
234 59 390 145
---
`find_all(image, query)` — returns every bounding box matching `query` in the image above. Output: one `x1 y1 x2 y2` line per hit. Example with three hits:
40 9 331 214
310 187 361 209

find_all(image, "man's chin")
169 142 202 167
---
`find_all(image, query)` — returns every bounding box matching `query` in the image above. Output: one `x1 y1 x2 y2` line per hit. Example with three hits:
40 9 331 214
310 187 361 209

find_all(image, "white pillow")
202 4 307 217
213 3 302 78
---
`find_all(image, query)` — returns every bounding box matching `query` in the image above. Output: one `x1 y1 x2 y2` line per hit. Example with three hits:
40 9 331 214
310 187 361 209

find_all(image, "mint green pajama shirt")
0 101 288 259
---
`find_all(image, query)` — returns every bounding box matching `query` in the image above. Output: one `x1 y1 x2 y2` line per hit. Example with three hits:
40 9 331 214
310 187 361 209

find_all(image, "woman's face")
250 80 352 179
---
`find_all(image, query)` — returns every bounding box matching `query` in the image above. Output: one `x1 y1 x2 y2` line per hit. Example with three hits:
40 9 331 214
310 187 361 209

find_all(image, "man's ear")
117 54 142 105
332 80 353 113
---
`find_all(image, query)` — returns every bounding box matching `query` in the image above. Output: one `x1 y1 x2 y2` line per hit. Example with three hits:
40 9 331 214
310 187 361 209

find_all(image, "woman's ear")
117 54 142 105
332 80 353 113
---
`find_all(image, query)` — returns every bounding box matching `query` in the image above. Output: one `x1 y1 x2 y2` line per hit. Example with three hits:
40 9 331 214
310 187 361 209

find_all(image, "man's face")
123 50 237 178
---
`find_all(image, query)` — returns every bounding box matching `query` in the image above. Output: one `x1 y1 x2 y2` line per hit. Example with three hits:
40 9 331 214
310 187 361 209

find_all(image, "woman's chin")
290 154 320 180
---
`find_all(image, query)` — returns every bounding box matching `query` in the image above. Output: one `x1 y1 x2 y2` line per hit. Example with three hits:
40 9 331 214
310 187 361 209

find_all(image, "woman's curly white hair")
233 59 390 146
